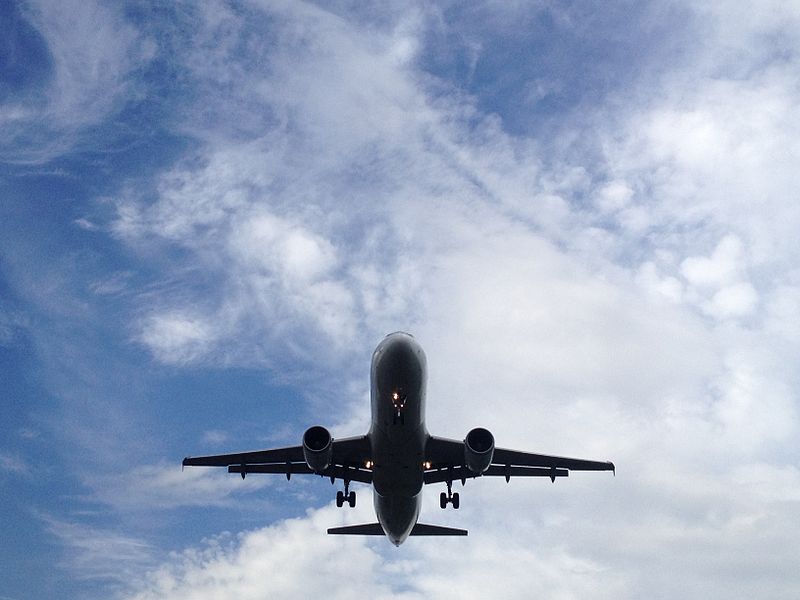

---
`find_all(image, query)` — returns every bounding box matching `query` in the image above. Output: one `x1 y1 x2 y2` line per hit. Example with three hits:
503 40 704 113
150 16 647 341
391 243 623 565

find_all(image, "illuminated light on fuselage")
391 390 406 409
365 460 374 469
422 461 432 470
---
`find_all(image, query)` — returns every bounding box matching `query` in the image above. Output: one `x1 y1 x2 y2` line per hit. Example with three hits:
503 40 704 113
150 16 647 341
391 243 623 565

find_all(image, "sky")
1 0 800 598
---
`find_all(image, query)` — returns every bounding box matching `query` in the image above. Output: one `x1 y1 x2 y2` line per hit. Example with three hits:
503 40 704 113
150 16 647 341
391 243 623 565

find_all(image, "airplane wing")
183 435 373 484
424 436 614 483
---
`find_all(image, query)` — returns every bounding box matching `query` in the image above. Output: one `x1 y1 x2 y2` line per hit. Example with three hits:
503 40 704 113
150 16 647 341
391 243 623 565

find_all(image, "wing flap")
423 465 568 484
228 463 372 484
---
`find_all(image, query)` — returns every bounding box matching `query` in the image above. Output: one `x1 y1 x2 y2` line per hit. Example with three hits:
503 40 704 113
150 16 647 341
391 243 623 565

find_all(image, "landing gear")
391 391 406 425
336 481 356 508
440 481 460 509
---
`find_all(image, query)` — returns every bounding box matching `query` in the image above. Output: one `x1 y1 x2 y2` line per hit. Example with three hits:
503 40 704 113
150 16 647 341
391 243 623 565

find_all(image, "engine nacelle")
302 426 333 473
464 427 495 474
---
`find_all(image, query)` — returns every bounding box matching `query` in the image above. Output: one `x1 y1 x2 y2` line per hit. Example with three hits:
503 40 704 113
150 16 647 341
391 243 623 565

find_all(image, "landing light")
422 461 432 470
365 460 374 469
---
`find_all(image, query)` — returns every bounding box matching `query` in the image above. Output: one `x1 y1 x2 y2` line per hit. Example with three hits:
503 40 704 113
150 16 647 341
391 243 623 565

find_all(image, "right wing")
424 436 614 483
183 435 372 484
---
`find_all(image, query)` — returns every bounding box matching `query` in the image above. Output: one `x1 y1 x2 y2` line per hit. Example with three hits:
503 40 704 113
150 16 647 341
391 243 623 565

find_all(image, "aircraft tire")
440 492 447 509
452 492 460 509
348 491 356 507
336 491 344 507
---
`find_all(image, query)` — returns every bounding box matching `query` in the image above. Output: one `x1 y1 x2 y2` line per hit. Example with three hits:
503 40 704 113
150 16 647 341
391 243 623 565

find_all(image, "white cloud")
707 282 758 319
0 452 28 474
126 501 630 600
202 430 229 445
678 235 759 319
128 505 405 600
138 313 218 365
1 0 154 163
85 463 271 512
681 235 746 290
596 179 634 213
43 515 155 585
227 212 342 292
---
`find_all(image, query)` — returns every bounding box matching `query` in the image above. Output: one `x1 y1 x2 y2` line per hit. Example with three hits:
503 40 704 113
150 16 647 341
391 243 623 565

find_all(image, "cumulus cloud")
126 501 630 600
128 506 401 600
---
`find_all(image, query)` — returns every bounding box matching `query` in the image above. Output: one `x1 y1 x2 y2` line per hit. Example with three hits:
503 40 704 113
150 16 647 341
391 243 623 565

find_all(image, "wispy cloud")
0 305 27 347
42 515 155 585
84 463 270 512
0 452 28 474
1 0 154 163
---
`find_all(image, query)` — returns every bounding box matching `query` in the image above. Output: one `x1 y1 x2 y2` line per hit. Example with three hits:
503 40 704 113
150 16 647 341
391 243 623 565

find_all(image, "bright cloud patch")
138 313 217 365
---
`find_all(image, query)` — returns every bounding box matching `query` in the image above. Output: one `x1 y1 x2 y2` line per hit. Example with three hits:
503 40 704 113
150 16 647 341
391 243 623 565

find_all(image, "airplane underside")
182 332 615 545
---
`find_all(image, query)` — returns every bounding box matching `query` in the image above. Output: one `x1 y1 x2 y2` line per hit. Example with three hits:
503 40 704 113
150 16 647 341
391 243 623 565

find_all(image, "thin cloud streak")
1 0 154 163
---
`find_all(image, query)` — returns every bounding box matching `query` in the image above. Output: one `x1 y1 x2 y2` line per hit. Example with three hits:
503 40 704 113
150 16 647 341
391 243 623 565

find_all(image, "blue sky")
2 1 800 598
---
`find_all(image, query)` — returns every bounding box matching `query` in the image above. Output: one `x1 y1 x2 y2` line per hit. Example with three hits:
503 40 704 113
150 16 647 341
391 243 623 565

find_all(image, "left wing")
424 436 614 483
183 435 372 484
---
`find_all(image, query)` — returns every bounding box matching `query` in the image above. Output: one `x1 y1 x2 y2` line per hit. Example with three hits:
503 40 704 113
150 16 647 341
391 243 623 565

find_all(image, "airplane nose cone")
375 333 425 367
374 334 426 394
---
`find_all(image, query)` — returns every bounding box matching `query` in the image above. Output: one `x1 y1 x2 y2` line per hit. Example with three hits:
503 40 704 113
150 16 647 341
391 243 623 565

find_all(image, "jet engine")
303 426 333 473
464 427 495 474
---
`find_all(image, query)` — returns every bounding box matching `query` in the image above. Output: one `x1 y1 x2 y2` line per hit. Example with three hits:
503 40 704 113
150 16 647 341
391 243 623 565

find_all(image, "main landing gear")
439 480 460 509
336 481 356 508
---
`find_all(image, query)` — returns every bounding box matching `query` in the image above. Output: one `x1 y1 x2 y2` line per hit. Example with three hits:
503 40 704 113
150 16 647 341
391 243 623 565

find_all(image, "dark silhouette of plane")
183 332 615 545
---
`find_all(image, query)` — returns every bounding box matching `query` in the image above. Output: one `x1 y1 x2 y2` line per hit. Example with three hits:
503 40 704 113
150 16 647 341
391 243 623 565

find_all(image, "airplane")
183 331 615 546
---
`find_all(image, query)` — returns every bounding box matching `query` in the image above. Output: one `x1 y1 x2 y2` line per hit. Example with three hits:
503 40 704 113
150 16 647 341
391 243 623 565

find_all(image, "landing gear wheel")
348 491 356 507
440 492 447 509
336 490 344 507
452 492 460 510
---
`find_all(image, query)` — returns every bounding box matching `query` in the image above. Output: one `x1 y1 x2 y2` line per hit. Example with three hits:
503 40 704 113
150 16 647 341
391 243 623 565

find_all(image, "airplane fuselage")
369 332 428 545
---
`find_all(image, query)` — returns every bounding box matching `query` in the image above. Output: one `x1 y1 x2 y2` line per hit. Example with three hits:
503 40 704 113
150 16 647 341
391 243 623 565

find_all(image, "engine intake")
302 426 333 473
464 427 495 474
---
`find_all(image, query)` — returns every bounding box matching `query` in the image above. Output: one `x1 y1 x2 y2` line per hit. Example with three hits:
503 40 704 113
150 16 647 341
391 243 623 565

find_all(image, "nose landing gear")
391 391 407 425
